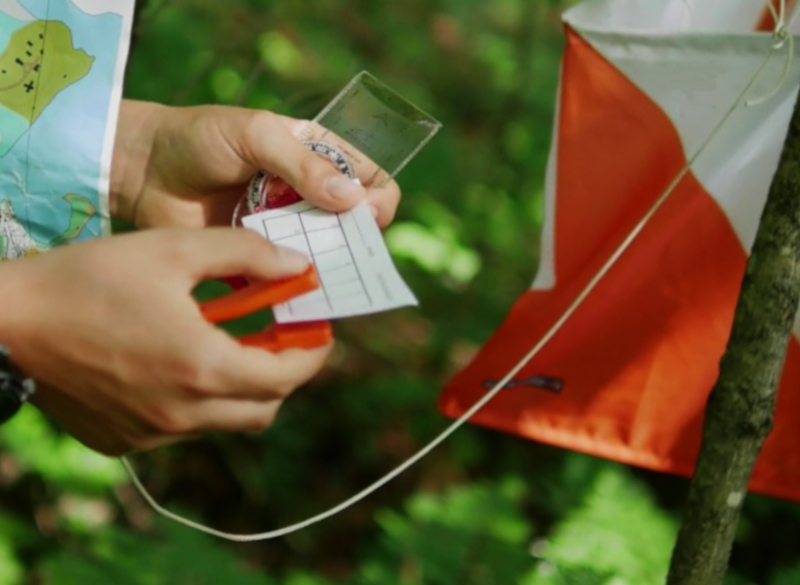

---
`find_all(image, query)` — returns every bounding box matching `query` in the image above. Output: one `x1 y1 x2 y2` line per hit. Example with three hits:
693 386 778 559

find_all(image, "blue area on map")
0 106 28 157
0 0 123 245
0 9 24 50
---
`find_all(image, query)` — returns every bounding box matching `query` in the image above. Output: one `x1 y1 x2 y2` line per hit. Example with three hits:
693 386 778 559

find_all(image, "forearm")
0 261 38 354
110 99 168 224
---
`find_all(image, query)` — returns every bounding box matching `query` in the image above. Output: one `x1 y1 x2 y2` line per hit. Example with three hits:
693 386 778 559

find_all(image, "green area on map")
0 21 93 123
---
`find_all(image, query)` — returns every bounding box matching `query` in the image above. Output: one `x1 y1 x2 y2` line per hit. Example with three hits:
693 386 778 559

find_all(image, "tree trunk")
666 94 800 584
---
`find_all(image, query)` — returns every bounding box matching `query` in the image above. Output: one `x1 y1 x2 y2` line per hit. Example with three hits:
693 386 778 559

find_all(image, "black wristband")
0 345 35 425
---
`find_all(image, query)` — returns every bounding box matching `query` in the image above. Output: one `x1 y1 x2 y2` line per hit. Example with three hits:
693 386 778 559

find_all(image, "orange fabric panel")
439 26 800 501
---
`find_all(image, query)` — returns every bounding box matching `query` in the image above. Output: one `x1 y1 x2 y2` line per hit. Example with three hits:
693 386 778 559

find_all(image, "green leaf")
386 221 482 285
770 560 800 585
371 478 534 585
41 520 277 585
0 533 23 585
210 66 245 102
258 32 304 77
522 466 678 585
0 408 124 492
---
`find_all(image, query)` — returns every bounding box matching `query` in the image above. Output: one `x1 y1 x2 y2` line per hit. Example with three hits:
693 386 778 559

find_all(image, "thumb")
235 111 366 212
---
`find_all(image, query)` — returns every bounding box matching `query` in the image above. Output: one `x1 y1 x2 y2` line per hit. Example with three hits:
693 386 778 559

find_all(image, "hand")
0 229 331 456
110 100 402 230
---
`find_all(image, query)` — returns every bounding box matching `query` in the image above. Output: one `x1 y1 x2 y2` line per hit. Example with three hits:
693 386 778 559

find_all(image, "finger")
274 114 308 136
235 112 367 212
126 432 204 455
206 336 333 399
186 399 283 434
168 228 310 282
366 181 402 227
274 115 403 225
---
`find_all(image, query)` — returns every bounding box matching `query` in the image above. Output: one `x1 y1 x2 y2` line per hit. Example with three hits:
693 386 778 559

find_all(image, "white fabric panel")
530 75 562 291
566 30 800 251
562 0 800 336
659 0 764 32
562 0 678 31
566 0 800 33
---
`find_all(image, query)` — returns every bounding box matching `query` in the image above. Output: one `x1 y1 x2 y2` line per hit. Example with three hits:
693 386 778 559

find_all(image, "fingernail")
368 204 380 220
276 246 310 272
325 175 363 201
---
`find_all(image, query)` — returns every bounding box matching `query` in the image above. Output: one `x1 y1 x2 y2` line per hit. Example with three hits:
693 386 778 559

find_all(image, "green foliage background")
2 0 800 583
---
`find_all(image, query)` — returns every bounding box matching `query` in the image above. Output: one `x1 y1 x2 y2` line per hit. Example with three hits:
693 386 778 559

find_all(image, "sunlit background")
1 0 800 583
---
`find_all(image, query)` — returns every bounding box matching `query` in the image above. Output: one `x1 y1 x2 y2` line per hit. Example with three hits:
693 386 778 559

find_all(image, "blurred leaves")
386 220 482 286
771 561 800 585
522 466 678 585
0 408 124 493
0 535 23 585
258 31 304 77
40 521 276 585
370 477 533 585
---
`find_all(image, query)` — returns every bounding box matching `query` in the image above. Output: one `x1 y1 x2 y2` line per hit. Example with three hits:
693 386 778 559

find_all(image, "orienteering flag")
439 0 800 502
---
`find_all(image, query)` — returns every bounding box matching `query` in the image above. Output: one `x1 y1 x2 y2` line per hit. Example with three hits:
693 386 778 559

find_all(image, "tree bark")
666 94 800 584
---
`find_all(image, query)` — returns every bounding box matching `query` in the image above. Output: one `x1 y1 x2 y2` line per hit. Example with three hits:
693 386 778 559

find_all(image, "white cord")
120 8 792 543
747 0 794 106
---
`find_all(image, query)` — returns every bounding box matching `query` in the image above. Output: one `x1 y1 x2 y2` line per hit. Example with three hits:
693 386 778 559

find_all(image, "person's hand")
110 100 402 230
0 229 331 456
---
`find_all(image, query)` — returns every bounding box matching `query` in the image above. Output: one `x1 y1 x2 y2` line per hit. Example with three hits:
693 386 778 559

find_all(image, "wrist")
0 261 40 423
0 345 36 424
0 260 40 355
110 99 169 225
